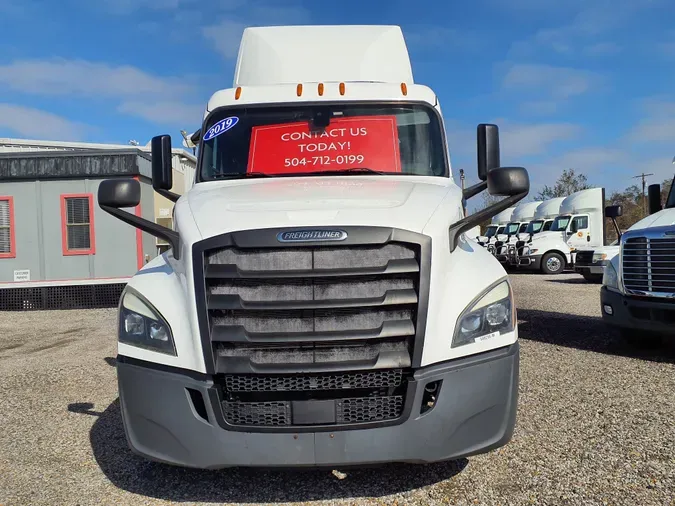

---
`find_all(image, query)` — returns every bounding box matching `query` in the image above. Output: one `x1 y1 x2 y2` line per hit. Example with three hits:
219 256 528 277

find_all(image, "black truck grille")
623 237 675 295
575 250 593 265
194 227 429 430
203 240 422 373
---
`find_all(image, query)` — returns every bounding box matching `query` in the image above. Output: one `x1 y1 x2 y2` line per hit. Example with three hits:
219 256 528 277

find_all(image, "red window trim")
61 194 96 256
0 196 16 259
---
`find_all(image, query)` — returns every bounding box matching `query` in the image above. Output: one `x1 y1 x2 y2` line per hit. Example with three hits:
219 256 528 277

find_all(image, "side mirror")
98 177 181 259
98 179 141 208
570 221 578 233
477 124 500 181
648 184 662 215
487 166 529 197
605 205 623 218
151 135 180 203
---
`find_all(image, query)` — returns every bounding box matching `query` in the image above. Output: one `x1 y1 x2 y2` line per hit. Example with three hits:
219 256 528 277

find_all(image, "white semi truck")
507 188 609 274
601 179 675 343
475 206 514 252
96 25 529 469
498 200 542 264
526 197 565 237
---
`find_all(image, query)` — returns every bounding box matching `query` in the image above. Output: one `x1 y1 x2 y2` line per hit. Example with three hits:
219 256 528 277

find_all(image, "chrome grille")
623 236 675 295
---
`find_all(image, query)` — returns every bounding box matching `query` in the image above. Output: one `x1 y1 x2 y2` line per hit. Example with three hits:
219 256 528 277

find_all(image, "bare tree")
536 169 592 200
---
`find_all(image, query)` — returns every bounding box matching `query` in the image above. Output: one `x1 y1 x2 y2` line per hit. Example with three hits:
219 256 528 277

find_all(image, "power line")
633 172 654 216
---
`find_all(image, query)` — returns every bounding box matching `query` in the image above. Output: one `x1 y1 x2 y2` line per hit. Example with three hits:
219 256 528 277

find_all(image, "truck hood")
627 208 675 232
530 230 564 243
185 176 457 239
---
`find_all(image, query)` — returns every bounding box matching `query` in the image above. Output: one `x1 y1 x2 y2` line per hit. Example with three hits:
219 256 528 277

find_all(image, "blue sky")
2 0 675 197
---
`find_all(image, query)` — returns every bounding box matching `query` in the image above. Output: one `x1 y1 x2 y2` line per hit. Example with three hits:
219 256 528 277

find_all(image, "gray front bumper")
117 343 519 469
575 263 604 275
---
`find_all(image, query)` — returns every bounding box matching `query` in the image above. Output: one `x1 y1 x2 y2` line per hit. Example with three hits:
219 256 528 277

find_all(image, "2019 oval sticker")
203 117 239 141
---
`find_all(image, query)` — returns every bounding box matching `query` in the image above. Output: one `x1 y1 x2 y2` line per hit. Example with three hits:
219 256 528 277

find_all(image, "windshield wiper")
210 172 272 179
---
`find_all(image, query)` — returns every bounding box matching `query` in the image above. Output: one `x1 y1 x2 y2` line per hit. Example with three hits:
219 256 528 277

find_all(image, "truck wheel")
582 272 603 283
541 252 565 274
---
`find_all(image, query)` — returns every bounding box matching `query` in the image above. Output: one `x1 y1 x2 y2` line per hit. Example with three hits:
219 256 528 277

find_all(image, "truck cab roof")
233 25 414 87
203 25 432 118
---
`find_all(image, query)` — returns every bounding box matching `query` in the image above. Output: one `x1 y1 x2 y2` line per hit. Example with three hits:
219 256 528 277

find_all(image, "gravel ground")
0 273 674 506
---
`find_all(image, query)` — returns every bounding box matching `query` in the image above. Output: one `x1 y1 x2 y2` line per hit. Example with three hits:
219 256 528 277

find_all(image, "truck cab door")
566 214 590 249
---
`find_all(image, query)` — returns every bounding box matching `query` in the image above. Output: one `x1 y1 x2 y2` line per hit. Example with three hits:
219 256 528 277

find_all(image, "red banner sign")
247 115 401 174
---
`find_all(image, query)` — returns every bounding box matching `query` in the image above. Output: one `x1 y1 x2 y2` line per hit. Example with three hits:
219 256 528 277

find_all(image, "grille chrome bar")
207 289 418 311
622 232 675 297
212 319 415 344
205 258 420 280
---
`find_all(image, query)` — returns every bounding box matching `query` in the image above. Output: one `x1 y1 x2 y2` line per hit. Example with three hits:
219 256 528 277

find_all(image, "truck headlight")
592 252 607 264
452 279 515 348
118 287 176 356
602 261 619 291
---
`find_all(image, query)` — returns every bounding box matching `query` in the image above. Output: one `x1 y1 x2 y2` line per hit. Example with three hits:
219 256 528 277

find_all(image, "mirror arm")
100 205 181 260
449 191 528 252
611 217 622 240
463 181 488 200
156 188 180 203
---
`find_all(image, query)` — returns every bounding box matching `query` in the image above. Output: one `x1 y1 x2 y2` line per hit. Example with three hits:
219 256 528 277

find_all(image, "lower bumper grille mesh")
222 396 405 427
225 369 403 392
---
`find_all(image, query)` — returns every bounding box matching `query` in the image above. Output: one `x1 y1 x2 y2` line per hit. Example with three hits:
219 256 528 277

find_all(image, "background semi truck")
509 188 611 274
96 25 530 469
476 206 514 248
601 178 675 343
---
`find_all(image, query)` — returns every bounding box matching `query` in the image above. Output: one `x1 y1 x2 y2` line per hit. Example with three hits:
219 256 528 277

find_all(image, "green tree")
606 185 643 242
536 169 592 200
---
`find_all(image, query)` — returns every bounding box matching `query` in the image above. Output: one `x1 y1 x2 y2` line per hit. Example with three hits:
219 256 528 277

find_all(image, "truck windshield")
518 223 529 233
485 225 498 238
525 220 544 234
199 103 447 180
505 223 520 235
551 215 571 231
543 220 553 231
666 177 675 209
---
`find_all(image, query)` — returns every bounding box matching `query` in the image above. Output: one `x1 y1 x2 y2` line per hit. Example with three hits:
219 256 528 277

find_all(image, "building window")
0 196 16 259
61 194 96 255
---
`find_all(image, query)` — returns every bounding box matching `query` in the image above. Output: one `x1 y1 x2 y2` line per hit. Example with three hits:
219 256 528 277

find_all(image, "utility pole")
633 172 654 216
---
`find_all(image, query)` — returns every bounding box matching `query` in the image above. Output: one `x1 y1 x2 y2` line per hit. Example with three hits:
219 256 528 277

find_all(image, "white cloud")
0 103 87 140
500 122 582 159
544 147 626 170
641 96 675 117
202 2 310 59
445 119 581 161
627 117 675 143
118 101 204 127
507 1 664 58
0 59 193 98
404 26 483 51
519 101 559 115
502 64 600 100
0 59 200 127
203 20 248 60
93 0 191 14
583 42 621 56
